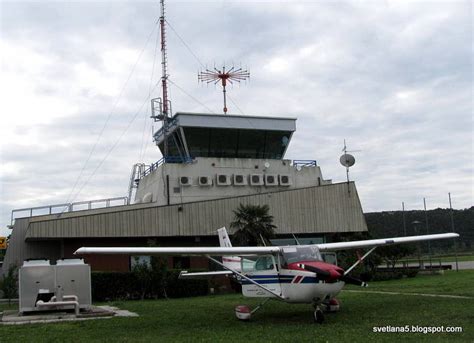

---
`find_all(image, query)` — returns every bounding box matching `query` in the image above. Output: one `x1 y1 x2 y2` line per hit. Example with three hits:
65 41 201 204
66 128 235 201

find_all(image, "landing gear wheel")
313 307 324 324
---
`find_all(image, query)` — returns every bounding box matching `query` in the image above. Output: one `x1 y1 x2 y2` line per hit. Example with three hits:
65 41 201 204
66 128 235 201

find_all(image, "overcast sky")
0 0 472 237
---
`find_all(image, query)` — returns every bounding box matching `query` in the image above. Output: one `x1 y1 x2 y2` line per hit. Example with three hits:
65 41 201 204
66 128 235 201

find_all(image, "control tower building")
3 111 367 273
131 112 331 206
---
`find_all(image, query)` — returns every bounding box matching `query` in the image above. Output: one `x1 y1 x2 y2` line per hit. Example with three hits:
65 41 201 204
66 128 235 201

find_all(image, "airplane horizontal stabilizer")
179 270 233 279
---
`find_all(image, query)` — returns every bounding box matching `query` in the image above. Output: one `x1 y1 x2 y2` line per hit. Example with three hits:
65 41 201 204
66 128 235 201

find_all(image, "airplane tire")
314 309 324 324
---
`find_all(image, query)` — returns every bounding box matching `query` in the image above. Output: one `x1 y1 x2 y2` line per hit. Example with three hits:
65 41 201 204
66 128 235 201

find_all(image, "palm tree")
230 203 276 246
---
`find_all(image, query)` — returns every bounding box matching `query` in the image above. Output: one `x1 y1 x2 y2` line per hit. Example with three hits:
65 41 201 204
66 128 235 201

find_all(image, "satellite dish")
264 162 270 168
340 154 355 168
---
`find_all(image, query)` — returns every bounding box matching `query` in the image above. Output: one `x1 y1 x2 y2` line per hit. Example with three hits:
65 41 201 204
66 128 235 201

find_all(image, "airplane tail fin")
217 227 241 271
218 227 233 248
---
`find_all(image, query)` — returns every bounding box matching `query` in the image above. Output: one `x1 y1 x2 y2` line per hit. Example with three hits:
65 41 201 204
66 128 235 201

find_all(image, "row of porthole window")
178 174 292 187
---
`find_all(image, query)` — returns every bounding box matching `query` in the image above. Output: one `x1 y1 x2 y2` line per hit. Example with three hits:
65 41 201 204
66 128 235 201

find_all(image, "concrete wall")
2 218 60 276
25 183 365 240
3 183 366 276
135 157 330 205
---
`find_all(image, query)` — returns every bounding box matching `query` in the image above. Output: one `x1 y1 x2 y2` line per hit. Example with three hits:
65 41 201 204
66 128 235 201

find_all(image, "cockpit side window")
242 255 276 272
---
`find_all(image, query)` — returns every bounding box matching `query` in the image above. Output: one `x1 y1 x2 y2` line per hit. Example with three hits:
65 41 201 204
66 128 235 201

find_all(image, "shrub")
404 269 419 278
91 269 208 301
91 272 137 301
371 271 404 281
2 265 18 302
165 270 208 298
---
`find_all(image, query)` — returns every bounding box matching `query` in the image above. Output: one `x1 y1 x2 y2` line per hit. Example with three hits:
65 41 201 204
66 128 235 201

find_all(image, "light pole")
412 220 423 269
423 198 433 270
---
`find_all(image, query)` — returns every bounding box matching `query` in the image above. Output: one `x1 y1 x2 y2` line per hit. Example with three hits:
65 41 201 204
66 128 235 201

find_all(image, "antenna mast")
160 0 169 117
339 139 357 195
151 0 172 160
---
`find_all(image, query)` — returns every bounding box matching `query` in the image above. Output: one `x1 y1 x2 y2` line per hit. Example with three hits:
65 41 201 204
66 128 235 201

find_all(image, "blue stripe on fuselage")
300 276 319 283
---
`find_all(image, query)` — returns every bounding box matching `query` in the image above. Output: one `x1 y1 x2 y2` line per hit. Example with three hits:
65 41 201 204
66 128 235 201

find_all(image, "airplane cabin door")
241 255 282 298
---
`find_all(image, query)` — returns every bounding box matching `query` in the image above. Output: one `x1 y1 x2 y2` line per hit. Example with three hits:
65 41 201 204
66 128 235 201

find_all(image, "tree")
376 244 416 270
230 203 276 246
131 257 153 300
150 255 168 299
1 264 18 304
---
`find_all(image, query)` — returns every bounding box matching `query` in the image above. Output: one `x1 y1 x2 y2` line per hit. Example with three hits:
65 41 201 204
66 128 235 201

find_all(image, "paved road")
441 261 473 270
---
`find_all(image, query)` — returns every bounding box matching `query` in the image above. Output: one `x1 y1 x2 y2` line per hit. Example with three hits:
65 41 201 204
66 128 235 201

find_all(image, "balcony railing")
139 156 194 180
138 158 317 182
10 196 129 226
292 160 317 168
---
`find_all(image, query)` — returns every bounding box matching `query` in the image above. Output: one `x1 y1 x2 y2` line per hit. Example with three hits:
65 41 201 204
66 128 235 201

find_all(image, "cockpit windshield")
281 245 322 266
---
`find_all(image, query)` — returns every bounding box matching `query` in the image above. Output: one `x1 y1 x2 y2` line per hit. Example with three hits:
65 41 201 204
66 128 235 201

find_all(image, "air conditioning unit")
179 176 192 186
198 176 213 186
279 174 292 186
250 174 264 186
265 174 278 186
233 174 247 186
216 174 231 186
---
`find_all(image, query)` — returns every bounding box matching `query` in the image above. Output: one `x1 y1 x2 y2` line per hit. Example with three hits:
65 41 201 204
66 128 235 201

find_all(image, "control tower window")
209 128 239 157
158 131 186 159
183 127 291 160
185 127 210 157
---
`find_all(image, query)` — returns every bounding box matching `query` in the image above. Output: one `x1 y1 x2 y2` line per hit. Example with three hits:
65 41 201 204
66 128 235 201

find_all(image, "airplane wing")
75 246 280 256
75 233 459 256
316 233 459 252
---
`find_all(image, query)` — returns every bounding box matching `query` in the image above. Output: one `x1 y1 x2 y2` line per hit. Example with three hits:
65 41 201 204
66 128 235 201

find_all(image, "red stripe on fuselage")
288 261 344 283
293 275 303 283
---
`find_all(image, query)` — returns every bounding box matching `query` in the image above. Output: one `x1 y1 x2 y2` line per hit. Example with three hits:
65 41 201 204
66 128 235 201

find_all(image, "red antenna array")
198 65 250 114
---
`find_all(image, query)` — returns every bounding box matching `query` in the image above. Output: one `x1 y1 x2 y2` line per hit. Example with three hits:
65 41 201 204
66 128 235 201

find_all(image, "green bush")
371 271 404 281
1 265 18 301
404 269 419 278
91 272 138 301
357 268 419 282
91 269 208 301
165 270 209 298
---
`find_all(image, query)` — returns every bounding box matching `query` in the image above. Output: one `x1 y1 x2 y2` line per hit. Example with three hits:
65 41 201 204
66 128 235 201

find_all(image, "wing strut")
344 247 377 276
205 255 286 300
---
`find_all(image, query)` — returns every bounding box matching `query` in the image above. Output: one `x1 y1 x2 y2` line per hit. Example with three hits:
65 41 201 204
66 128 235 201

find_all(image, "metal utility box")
55 259 91 308
19 260 55 313
19 258 92 314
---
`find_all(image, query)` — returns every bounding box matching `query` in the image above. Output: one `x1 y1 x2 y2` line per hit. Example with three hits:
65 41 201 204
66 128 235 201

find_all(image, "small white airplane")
75 229 459 323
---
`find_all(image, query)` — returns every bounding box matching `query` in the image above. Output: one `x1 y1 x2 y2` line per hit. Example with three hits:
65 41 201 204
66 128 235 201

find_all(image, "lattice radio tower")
198 65 250 114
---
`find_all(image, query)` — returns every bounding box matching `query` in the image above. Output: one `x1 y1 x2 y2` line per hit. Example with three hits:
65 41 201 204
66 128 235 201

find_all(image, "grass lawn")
0 270 472 342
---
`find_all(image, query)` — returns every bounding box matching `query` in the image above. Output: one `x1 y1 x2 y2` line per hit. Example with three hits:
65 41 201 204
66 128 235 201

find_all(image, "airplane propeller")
339 274 368 287
297 263 368 287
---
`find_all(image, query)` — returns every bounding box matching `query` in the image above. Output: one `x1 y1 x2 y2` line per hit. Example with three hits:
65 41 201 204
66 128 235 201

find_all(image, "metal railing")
293 160 317 168
136 158 318 182
139 156 194 180
152 117 178 143
10 196 129 226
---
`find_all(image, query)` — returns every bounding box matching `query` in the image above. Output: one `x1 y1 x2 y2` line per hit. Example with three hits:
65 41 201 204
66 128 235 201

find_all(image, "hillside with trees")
364 207 474 253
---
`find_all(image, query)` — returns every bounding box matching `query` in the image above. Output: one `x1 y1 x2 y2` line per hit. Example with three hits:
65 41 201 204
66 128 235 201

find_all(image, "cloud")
0 0 472 236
